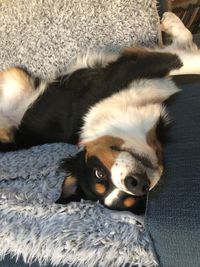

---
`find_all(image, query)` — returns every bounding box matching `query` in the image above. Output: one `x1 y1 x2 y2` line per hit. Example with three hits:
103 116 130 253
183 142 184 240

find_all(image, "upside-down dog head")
57 144 147 214
57 128 163 214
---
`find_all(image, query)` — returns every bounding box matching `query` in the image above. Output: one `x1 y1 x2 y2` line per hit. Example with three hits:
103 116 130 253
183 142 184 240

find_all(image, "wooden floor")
171 0 200 34
173 5 200 33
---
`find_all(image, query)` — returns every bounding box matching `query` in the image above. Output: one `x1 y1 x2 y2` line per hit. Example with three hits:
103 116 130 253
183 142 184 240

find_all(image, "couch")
146 76 200 267
145 2 200 265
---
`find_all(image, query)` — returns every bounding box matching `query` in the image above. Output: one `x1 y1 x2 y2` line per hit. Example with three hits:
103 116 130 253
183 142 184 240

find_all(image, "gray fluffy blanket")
0 0 160 266
0 144 157 267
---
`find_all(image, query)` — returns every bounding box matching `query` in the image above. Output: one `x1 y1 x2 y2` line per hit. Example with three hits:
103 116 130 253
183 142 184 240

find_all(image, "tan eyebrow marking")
123 197 136 208
95 183 107 195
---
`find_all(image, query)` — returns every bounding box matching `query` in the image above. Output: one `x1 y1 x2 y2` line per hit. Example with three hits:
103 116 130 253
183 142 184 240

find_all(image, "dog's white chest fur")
81 78 179 143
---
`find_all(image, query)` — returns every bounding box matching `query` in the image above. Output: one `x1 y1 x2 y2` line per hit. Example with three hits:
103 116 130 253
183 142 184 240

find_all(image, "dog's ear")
55 175 80 204
56 150 86 204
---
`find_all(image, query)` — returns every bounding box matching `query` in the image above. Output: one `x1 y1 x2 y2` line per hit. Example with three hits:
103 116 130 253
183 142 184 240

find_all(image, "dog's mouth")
110 146 153 169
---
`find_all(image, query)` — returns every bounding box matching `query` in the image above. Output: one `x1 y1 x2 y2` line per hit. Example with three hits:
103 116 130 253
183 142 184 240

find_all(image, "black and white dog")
0 13 199 213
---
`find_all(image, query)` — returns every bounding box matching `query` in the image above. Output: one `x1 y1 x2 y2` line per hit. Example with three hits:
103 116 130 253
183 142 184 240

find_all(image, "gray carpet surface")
0 1 160 266
0 0 160 77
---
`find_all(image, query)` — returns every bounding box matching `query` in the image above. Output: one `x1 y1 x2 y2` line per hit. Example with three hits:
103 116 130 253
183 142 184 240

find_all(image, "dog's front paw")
161 12 189 36
161 12 196 50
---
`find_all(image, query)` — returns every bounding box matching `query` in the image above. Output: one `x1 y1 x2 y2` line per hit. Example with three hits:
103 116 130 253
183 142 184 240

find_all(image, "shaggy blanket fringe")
0 0 160 266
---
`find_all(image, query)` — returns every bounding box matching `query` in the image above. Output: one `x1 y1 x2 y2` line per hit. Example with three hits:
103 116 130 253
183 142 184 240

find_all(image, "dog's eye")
110 145 121 151
94 168 107 180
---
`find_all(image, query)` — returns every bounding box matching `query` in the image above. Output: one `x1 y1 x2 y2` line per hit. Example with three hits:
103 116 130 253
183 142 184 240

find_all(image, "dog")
0 12 199 214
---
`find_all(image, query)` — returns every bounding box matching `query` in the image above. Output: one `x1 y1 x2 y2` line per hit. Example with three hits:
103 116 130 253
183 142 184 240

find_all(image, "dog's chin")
104 195 147 215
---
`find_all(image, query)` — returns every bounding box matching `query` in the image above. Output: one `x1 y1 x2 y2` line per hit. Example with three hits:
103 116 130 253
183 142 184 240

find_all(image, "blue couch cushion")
146 78 200 267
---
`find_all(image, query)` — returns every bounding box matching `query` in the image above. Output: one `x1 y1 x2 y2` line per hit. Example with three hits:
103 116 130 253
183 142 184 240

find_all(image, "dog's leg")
0 67 30 143
0 67 45 144
161 12 200 75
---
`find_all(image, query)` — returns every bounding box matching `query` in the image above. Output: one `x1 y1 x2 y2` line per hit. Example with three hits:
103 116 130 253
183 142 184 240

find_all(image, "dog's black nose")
124 174 150 196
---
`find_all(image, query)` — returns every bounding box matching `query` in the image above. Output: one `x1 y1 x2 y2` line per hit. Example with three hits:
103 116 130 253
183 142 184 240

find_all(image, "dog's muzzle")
124 173 150 196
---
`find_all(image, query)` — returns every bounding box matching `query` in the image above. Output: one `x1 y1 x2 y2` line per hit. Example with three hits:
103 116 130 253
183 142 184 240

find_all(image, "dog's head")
57 120 165 213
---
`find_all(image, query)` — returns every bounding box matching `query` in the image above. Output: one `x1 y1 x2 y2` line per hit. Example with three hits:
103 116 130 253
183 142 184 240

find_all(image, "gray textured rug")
0 0 160 77
0 0 160 266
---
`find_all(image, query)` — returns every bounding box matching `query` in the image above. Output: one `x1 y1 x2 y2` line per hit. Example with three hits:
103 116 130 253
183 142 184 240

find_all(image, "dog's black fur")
0 49 184 215
0 50 182 152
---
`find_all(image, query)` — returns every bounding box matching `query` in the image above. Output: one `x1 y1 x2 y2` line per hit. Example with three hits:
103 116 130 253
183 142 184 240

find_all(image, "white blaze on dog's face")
110 151 150 194
110 126 164 196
